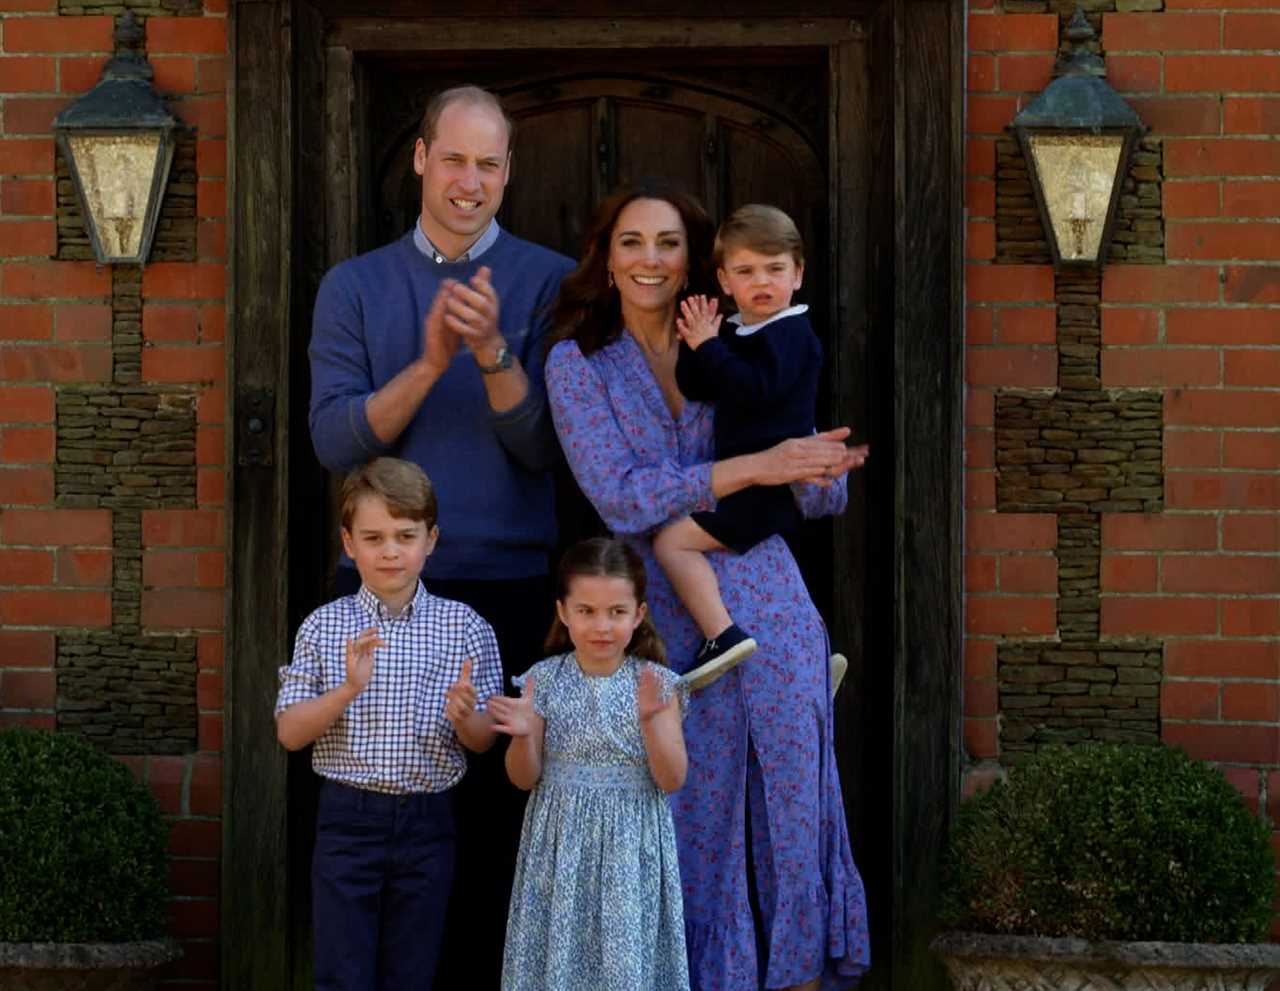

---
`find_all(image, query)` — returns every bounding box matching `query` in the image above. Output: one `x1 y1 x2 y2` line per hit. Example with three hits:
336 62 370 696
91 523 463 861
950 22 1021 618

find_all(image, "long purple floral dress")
546 334 871 990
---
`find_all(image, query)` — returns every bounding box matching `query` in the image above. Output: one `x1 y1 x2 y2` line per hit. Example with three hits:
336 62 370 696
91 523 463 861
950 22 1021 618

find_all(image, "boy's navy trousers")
312 778 456 991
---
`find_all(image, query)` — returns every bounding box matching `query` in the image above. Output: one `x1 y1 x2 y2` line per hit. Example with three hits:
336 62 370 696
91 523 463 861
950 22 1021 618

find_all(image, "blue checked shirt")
275 582 503 794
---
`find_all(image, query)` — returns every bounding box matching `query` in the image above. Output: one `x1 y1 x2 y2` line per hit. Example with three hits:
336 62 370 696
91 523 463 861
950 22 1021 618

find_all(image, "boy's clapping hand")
344 628 384 695
445 659 500 754
676 295 722 350
490 675 539 737
445 659 479 724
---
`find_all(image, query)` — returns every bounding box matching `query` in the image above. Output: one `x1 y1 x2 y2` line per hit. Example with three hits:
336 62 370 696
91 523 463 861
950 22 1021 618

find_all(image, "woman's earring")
682 276 689 291
607 270 615 288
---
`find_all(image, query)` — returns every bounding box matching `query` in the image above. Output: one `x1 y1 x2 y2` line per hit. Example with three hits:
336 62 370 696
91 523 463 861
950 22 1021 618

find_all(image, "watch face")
480 345 512 373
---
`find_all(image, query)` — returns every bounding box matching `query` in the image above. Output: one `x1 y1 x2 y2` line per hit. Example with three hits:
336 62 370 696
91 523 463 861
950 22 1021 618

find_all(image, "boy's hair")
418 85 515 155
340 458 438 531
544 537 668 666
714 203 805 267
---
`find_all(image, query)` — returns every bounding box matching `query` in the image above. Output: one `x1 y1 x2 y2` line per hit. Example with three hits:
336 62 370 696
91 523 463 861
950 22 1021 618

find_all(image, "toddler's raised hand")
344 628 383 695
676 295 721 350
445 658 479 725
490 675 539 738
637 665 667 724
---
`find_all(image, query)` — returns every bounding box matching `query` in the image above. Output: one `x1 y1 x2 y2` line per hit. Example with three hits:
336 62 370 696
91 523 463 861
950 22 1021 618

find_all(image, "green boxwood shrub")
0 728 169 942
939 744 1275 943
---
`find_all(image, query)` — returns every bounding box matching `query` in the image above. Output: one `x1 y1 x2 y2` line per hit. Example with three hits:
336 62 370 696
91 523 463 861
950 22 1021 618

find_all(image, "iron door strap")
237 388 274 467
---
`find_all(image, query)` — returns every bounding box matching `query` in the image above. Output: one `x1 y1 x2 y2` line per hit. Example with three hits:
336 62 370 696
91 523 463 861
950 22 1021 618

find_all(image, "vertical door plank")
892 0 964 987
503 100 596 258
829 33 884 968
226 1 292 986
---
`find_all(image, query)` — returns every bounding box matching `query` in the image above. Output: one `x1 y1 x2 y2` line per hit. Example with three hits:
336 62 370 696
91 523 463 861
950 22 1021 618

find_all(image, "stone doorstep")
933 932 1280 990
0 941 180 970
0 940 179 989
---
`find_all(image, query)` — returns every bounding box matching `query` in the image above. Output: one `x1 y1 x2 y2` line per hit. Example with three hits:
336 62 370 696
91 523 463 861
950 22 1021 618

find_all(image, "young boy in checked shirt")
275 457 502 991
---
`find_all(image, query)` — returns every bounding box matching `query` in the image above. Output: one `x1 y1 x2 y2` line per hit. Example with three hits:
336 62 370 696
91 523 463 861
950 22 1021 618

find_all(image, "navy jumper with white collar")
674 305 822 553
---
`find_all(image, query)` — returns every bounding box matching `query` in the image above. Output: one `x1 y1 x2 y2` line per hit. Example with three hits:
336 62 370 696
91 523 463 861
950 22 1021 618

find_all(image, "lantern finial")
115 11 145 52
1055 7 1105 80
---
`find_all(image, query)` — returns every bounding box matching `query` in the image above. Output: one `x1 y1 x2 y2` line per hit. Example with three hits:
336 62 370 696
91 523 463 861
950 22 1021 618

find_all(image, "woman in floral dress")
544 180 872 991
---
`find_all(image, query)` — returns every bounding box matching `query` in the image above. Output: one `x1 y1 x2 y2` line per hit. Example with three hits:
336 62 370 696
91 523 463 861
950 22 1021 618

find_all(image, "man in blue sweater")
308 85 573 988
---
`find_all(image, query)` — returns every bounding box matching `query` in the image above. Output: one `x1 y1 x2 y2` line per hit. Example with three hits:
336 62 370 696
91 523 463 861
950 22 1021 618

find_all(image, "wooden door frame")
227 2 963 988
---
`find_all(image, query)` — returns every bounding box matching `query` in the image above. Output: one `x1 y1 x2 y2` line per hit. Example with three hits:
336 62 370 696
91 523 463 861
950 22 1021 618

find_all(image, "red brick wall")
3 0 1277 977
966 0 1280 899
0 4 227 986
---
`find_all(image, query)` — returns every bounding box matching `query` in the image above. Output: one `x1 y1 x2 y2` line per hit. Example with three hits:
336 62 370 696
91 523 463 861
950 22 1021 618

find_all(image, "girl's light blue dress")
501 653 691 991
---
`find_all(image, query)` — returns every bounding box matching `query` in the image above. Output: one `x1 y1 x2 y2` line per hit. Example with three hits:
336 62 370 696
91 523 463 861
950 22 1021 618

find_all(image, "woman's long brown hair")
544 537 668 666
549 178 717 357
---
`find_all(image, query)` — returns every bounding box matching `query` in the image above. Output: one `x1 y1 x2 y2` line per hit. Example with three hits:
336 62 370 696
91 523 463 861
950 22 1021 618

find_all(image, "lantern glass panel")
1028 132 1124 264
67 132 162 260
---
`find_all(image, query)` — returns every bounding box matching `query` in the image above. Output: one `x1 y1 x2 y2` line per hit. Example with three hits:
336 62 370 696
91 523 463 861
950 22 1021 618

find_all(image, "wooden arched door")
235 8 964 989
370 74 828 255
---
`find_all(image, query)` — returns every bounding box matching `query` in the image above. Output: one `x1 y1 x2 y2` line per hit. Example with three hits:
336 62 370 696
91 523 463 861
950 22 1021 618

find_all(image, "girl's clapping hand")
636 665 667 724
635 663 687 792
490 675 540 738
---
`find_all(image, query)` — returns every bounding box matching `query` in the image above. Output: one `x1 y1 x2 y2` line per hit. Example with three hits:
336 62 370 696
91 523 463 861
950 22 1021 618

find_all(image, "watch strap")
476 344 513 375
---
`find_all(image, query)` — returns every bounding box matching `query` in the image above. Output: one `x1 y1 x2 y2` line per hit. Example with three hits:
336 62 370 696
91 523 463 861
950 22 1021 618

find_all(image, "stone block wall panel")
991 270 1166 759
59 1 204 17
54 382 198 754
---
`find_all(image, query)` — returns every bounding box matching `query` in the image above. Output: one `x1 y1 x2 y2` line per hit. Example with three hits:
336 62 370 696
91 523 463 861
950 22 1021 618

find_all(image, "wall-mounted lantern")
1011 8 1146 269
52 13 177 266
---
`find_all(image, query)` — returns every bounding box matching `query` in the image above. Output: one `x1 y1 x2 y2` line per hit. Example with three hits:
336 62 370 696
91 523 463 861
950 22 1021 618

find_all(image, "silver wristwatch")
477 344 513 375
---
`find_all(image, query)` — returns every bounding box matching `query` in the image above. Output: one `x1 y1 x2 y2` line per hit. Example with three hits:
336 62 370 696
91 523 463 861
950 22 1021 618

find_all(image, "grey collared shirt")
413 216 500 264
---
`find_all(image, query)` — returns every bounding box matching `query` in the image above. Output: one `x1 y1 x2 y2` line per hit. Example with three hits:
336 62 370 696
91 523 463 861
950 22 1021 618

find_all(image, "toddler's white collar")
728 303 809 336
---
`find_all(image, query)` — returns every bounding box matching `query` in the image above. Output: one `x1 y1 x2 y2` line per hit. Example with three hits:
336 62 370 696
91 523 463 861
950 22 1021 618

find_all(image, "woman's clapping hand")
753 427 870 487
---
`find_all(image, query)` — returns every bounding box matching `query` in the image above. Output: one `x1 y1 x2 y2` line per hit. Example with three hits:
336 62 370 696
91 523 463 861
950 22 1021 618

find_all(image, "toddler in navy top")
656 205 822 689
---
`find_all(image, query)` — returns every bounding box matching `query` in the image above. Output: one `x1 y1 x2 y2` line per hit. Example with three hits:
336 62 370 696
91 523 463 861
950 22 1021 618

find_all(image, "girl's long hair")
549 179 717 357
544 538 668 666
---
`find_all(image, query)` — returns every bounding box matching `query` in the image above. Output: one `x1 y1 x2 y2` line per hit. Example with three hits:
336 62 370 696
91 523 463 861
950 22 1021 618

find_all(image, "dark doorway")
229 6 962 989
292 54 846 985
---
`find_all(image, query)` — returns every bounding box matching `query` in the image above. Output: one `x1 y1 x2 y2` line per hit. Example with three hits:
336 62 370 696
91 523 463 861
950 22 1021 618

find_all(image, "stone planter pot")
932 932 1280 991
0 940 181 991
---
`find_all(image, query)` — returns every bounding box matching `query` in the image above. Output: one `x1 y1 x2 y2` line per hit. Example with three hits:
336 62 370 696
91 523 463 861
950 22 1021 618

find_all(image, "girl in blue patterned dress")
490 537 691 991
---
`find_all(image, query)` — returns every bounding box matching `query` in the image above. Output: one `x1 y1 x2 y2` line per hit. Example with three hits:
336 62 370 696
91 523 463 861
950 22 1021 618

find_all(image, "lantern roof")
53 13 176 134
1013 8 1144 134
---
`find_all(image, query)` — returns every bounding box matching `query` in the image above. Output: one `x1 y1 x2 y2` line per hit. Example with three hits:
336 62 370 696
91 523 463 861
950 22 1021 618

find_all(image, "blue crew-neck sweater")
309 228 574 580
